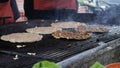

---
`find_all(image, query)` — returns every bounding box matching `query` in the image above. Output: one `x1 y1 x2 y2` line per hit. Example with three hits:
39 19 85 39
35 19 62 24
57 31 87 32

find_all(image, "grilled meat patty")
75 25 109 33
52 30 92 40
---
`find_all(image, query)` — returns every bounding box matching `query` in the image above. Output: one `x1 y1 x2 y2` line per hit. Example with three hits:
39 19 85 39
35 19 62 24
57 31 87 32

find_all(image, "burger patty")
1 33 43 43
75 25 109 33
52 30 92 40
26 27 62 34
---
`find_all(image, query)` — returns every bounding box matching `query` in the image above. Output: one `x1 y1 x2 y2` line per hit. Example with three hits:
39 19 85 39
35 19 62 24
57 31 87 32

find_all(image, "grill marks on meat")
75 25 109 33
51 22 86 28
1 33 43 43
26 27 62 34
52 30 92 40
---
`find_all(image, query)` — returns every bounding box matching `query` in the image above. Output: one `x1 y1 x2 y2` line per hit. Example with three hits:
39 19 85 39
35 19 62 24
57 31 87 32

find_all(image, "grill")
0 20 120 68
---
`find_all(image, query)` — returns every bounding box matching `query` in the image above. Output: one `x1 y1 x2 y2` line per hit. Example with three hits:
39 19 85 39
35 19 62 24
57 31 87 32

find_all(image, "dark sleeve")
10 0 20 20
0 0 9 3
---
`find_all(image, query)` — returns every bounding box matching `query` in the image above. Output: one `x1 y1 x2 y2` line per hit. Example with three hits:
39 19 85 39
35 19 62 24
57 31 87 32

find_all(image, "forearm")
15 0 28 22
16 0 25 13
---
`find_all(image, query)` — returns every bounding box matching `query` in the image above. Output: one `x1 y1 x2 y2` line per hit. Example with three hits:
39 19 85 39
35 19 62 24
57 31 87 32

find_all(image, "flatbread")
75 25 109 33
51 22 86 28
52 30 92 40
26 27 62 34
1 33 43 43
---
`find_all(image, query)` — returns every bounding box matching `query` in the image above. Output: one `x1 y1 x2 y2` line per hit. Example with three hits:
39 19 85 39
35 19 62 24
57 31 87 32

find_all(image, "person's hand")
16 12 28 22
16 16 28 22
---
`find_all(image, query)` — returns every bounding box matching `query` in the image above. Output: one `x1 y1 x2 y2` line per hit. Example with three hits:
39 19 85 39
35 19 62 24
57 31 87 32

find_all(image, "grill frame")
0 20 120 68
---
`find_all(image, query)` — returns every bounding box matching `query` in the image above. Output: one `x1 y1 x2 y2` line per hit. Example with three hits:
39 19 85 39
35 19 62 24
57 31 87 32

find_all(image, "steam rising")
94 4 120 26
108 26 120 35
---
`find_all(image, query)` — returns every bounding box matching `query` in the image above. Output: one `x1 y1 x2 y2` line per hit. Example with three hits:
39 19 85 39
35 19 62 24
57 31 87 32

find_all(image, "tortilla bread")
1 33 43 43
51 22 86 28
26 27 62 34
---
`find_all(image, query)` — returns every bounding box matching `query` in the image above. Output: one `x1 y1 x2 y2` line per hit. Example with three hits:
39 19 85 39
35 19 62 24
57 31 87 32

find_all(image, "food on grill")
13 55 19 60
1 33 43 43
75 25 109 33
16 45 26 48
51 22 86 28
52 30 92 40
26 27 62 34
27 52 36 56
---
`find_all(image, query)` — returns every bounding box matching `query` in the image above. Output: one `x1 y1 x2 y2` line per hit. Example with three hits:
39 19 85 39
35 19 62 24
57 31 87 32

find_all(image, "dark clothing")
10 0 19 20
24 0 34 19
0 0 19 25
0 0 9 3
34 0 76 10
24 0 77 21
0 0 14 25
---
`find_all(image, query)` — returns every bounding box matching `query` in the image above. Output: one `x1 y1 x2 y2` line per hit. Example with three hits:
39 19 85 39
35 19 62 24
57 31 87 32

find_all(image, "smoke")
93 4 120 26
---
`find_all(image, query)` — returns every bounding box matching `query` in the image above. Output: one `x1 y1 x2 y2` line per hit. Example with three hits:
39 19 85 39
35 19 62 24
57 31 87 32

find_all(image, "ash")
108 26 120 35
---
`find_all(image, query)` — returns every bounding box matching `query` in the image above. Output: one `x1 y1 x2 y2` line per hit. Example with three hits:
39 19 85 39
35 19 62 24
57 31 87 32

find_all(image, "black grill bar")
0 33 120 62
0 20 120 68
0 34 119 68
0 50 59 62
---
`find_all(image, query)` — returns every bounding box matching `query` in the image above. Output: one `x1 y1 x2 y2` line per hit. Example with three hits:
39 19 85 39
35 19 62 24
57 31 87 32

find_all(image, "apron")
34 0 76 10
0 0 14 25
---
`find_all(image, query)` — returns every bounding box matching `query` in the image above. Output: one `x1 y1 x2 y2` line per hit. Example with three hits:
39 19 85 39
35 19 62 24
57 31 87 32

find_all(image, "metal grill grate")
0 20 120 68
0 33 120 68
